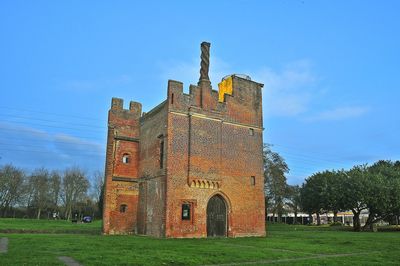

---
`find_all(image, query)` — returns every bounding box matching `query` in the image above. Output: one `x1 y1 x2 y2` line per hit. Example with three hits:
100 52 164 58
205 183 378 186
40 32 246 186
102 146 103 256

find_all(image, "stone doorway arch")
207 194 227 237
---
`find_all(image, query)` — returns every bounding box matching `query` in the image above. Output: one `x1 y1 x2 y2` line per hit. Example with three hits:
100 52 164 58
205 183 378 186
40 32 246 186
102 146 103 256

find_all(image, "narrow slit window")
249 128 254 136
120 204 127 213
251 176 256 186
171 93 174 104
160 140 164 169
122 154 130 164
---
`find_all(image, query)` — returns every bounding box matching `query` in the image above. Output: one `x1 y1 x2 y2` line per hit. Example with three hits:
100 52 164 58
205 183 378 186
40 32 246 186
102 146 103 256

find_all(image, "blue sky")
0 1 399 184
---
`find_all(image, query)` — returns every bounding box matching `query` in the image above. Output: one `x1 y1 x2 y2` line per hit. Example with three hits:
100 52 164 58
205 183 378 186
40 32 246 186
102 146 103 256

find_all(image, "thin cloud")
161 58 335 121
253 60 318 117
0 122 104 171
54 134 104 155
0 122 49 140
305 106 370 122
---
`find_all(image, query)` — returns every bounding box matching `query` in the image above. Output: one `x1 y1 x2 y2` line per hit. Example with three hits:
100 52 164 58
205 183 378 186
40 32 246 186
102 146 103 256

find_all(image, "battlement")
111 97 142 115
167 74 263 128
108 98 142 132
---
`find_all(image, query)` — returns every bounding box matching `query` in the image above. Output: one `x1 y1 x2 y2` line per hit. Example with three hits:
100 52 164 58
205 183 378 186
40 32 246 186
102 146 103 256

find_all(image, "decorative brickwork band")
190 179 220 189
199 42 211 82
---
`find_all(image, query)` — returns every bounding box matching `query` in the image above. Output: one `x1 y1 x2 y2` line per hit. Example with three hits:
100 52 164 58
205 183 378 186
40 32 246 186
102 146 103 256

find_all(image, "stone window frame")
182 203 191 220
180 200 197 224
119 204 128 213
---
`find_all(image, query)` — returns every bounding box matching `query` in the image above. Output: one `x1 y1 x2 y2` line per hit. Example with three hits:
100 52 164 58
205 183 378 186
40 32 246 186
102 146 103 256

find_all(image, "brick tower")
103 42 266 237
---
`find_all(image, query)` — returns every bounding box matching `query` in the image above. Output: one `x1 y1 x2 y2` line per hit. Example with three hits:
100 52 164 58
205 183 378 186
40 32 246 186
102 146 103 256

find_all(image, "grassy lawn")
0 220 399 265
0 218 101 234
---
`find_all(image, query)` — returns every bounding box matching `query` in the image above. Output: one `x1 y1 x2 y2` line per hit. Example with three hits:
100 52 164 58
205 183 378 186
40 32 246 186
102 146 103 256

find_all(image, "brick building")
103 42 266 237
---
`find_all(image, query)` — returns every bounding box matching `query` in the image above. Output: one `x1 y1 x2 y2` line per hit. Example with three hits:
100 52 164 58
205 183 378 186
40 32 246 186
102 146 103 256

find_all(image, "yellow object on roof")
218 76 233 102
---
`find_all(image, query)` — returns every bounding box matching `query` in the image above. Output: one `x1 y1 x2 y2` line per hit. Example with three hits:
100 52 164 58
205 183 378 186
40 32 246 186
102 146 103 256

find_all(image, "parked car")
82 216 92 223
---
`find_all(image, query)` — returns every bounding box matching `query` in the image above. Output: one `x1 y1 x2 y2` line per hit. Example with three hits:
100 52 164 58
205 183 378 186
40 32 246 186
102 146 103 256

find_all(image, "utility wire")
0 106 105 122
0 113 107 129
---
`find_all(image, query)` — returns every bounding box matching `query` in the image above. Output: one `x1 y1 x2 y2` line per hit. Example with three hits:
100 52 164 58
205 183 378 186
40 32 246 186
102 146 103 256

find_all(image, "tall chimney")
198 42 212 108
199 42 211 84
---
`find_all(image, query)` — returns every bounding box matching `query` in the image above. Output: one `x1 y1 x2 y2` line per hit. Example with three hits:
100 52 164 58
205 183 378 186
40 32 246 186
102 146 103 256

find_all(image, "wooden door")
207 195 227 237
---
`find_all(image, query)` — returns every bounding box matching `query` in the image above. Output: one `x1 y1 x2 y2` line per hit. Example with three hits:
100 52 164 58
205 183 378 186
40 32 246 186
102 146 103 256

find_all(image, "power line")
0 113 107 129
0 148 105 157
0 120 106 133
0 127 106 141
0 142 104 151
0 106 105 122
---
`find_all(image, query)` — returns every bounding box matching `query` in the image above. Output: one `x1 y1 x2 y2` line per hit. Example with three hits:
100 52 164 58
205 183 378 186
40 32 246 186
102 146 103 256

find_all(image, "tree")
342 165 369 231
324 170 347 222
286 185 301 224
48 171 61 217
263 144 289 222
0 164 26 217
91 170 104 218
362 160 400 230
301 170 349 226
98 181 105 218
29 168 51 219
61 167 89 220
300 172 327 225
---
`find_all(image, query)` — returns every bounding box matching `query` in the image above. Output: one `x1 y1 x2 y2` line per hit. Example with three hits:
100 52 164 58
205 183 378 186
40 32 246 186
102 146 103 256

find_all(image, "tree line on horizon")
0 164 104 220
264 144 400 231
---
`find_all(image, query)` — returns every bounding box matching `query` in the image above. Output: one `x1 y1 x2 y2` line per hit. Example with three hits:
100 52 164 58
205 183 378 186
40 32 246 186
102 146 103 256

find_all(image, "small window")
249 128 254 136
182 203 191 220
122 154 130 164
171 93 174 104
159 140 164 169
251 176 256 186
120 204 127 213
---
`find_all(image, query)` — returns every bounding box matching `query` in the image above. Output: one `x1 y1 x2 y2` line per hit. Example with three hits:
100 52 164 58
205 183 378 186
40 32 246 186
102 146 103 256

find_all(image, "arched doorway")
207 194 227 237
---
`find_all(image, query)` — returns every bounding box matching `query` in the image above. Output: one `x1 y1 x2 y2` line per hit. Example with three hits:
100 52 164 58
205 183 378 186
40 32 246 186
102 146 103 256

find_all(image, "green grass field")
0 218 101 234
1 219 399 265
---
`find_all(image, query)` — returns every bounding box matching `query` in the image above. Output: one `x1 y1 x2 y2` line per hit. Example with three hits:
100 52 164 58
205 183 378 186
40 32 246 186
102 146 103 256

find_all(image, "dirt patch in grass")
0 237 8 253
58 256 82 266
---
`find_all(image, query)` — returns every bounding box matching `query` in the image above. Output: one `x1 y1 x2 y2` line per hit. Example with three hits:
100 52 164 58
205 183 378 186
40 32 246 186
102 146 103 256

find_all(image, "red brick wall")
103 98 141 234
164 76 266 238
104 74 266 238
136 103 167 237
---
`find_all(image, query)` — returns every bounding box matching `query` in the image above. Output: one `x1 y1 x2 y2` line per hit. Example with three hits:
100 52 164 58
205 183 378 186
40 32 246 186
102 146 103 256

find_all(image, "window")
159 140 164 169
251 176 256 186
171 93 174 104
182 203 191 220
249 128 254 136
120 204 127 213
122 154 130 164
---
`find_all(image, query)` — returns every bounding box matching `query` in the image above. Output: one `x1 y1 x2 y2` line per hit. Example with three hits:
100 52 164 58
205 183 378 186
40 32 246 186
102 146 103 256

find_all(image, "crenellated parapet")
166 74 263 128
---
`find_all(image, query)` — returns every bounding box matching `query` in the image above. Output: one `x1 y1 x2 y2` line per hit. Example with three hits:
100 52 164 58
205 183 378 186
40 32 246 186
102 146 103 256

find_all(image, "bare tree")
29 168 51 219
61 167 89 220
49 171 61 217
92 170 104 218
0 164 26 217
92 171 104 203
